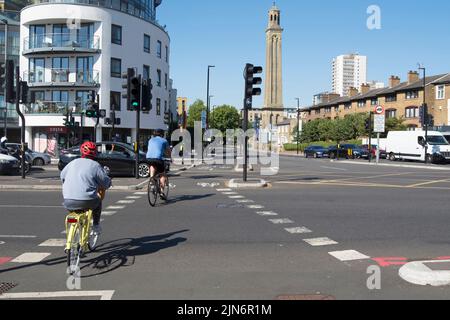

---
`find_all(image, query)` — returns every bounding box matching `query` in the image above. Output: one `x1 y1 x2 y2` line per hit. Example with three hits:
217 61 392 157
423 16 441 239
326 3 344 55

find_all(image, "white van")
386 131 450 164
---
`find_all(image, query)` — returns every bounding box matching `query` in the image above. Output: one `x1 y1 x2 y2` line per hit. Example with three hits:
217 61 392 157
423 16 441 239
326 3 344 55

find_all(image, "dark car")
328 144 366 159
304 145 329 158
361 144 387 160
58 142 153 178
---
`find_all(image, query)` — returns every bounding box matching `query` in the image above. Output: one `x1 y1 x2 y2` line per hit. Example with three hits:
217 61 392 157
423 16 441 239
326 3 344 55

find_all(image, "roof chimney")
348 87 359 97
360 83 370 94
389 76 401 88
408 71 420 84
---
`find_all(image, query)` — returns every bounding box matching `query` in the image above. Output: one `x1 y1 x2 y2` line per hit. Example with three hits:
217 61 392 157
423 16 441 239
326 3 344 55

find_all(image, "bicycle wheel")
161 175 170 202
88 219 99 252
67 225 81 275
147 177 158 207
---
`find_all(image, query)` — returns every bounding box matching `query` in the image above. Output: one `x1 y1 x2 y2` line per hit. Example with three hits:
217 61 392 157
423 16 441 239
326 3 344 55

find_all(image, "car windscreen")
427 136 449 145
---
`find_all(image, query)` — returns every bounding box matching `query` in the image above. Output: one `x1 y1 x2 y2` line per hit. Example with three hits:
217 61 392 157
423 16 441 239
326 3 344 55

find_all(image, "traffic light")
122 68 135 110
164 110 171 126
1 60 15 103
19 81 29 104
141 79 153 112
130 75 141 110
419 104 429 127
63 112 70 127
365 118 370 130
85 91 99 118
244 63 263 110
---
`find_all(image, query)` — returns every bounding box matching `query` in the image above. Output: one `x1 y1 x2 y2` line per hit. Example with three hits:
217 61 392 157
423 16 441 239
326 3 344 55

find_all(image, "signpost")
201 111 207 130
373 105 386 164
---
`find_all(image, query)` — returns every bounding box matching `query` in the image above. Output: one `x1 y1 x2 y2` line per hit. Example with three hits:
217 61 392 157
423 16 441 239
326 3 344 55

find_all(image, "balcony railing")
23 69 100 86
23 33 100 51
24 101 89 115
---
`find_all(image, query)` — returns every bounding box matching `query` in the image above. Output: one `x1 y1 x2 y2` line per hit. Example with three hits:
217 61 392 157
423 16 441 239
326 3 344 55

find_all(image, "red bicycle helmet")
80 141 97 158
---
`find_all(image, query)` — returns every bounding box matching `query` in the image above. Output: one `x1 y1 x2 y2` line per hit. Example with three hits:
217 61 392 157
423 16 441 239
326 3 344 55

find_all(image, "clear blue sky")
158 0 450 109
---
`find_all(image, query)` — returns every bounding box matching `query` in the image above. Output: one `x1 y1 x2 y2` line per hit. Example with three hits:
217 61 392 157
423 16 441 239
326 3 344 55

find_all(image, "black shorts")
147 159 165 174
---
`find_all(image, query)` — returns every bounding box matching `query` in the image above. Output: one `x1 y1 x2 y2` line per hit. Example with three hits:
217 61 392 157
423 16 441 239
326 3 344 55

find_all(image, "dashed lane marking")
106 206 126 210
102 211 117 216
247 205 264 209
0 290 115 300
222 192 238 195
269 219 294 225
228 195 245 199
303 238 339 247
0 235 37 239
12 253 51 263
256 211 278 216
0 241 5 245
236 199 255 203
216 189 232 192
38 239 66 247
126 196 141 199
285 227 313 234
117 200 135 204
134 192 147 195
328 250 370 262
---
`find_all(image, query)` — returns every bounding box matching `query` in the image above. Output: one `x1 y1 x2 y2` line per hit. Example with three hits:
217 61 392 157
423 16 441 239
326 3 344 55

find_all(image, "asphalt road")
1 156 450 300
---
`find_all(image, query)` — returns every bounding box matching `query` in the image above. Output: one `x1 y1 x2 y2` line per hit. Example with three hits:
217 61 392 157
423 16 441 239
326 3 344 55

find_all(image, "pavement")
1 156 450 300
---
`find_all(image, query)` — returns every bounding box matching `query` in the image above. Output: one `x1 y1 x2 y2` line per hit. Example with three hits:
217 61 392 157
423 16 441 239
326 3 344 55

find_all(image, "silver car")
6 143 52 166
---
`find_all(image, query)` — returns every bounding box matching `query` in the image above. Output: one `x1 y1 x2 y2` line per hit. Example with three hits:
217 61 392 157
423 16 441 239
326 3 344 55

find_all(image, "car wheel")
389 153 396 161
330 152 336 159
313 153 318 159
426 154 433 164
33 158 45 166
305 153 308 158
58 162 64 171
139 163 150 178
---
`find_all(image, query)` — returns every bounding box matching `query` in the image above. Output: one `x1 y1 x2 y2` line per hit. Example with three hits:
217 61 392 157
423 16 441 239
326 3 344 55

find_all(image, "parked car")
386 131 450 164
328 144 366 159
361 144 387 160
58 142 156 178
304 145 329 158
6 143 51 166
0 153 20 175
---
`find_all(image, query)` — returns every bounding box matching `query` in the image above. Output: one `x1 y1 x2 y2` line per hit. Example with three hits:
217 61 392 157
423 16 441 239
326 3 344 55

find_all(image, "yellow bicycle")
65 190 105 274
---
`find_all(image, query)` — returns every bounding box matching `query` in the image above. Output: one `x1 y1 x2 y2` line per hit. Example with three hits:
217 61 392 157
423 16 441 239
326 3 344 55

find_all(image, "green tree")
210 105 241 133
186 99 206 128
384 117 407 137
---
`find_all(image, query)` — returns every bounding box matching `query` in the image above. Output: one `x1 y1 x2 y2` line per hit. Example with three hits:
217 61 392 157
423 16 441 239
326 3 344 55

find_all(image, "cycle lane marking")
303 238 339 247
269 219 294 225
0 290 115 300
38 239 66 247
285 227 313 234
11 253 51 263
328 250 371 262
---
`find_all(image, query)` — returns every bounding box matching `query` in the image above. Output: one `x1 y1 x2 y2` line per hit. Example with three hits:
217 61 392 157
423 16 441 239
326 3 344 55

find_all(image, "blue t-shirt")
146 136 169 160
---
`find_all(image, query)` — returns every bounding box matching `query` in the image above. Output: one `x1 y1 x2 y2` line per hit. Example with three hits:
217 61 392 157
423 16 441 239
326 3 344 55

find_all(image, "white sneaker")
92 224 102 236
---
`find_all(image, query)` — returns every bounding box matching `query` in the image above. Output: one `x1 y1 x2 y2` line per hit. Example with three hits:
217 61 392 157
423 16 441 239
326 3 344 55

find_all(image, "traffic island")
227 178 268 189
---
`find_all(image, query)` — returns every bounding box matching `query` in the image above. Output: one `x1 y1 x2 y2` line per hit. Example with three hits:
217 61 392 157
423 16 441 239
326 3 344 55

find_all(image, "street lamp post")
1 19 8 138
295 98 300 155
208 95 214 127
418 65 428 163
206 65 215 129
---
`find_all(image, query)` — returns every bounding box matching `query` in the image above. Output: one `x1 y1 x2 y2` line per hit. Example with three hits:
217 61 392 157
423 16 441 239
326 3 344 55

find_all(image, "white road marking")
117 200 135 204
38 239 66 247
222 192 238 195
0 241 5 245
0 290 115 300
256 211 279 216
399 259 450 286
229 195 245 199
285 227 313 234
126 196 141 199
303 237 338 247
247 205 264 209
134 192 147 195
0 205 63 208
106 206 125 210
269 219 294 225
217 189 232 192
61 230 66 234
102 211 117 216
236 199 255 203
12 252 51 263
321 166 348 171
0 235 37 239
328 250 370 262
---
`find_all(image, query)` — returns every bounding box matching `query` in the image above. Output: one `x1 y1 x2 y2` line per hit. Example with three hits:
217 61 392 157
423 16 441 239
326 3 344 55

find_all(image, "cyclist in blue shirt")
146 129 171 198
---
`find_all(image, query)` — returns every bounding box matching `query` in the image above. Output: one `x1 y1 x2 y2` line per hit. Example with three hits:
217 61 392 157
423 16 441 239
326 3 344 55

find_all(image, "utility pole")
15 66 26 179
295 98 300 155
419 65 428 163
368 112 373 163
206 65 215 129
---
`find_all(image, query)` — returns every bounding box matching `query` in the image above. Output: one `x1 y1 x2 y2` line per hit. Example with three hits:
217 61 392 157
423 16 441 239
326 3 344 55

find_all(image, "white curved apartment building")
19 0 172 155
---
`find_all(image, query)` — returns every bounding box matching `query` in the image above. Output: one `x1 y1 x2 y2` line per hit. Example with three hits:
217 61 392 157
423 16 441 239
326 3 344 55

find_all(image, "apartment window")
29 25 46 49
370 98 378 106
52 57 69 82
52 24 70 47
77 23 94 48
165 45 169 63
324 107 332 113
437 85 445 100
111 24 122 45
357 100 366 108
386 109 397 119
77 56 94 83
157 40 162 58
157 69 161 87
29 58 45 83
344 103 352 110
111 58 121 78
30 90 45 103
405 90 419 100
144 34 150 53
52 90 69 104
143 65 150 81
165 73 168 90
385 94 397 102
156 98 161 115
164 100 168 113
407 125 418 131
405 106 419 118
76 91 91 111
110 91 121 111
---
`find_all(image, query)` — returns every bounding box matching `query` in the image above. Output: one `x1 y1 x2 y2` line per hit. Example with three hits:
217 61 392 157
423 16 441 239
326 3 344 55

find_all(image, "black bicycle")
147 172 170 207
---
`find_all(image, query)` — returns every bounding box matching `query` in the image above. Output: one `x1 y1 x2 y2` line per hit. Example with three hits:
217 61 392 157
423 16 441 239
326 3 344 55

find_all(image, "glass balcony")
23 33 100 52
24 101 88 115
24 69 100 86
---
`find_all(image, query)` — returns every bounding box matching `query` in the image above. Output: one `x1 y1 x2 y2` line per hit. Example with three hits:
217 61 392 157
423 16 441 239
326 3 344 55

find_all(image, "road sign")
201 111 207 129
375 105 384 115
374 114 385 133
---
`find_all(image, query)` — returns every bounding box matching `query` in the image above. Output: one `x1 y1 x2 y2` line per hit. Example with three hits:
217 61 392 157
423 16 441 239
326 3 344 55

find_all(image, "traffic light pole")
79 113 84 142
135 75 142 180
243 99 249 182
368 112 373 163
15 66 26 179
